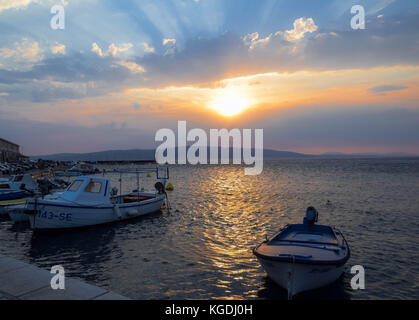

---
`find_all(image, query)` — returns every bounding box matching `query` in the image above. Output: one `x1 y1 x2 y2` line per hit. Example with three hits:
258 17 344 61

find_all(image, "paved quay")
0 254 130 300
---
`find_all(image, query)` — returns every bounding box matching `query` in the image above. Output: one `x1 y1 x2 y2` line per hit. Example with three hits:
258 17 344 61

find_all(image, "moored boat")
25 168 169 230
253 207 350 299
0 173 39 202
0 197 27 215
8 192 63 222
0 190 27 201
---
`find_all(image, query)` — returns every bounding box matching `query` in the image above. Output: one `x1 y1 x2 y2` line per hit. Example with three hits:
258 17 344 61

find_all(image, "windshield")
84 181 102 193
67 180 83 192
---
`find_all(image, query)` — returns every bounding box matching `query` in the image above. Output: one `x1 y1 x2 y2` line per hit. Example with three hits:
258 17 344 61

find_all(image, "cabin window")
13 175 23 182
0 184 11 189
68 180 83 192
84 181 102 193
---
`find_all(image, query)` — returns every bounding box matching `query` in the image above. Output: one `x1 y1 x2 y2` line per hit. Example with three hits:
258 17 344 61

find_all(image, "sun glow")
210 88 252 116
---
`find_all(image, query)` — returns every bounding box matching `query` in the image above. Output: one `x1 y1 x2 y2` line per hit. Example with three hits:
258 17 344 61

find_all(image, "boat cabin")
60 176 111 205
60 176 156 205
0 182 11 191
11 174 38 191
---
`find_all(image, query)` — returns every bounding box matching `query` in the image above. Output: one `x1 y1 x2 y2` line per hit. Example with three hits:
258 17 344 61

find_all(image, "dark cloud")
261 106 419 152
1 11 419 101
2 105 419 155
0 118 156 155
369 85 408 93
137 32 248 86
305 12 419 70
0 53 146 102
132 11 419 86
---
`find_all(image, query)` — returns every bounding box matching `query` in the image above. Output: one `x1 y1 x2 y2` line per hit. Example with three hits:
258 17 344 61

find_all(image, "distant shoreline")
30 148 419 162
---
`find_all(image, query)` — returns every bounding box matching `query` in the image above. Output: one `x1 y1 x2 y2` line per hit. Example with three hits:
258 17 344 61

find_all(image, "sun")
210 88 251 117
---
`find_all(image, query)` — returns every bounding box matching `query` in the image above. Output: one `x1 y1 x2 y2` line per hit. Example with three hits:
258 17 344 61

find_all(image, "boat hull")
256 256 345 297
27 194 165 230
0 191 26 201
8 204 28 222
0 198 27 215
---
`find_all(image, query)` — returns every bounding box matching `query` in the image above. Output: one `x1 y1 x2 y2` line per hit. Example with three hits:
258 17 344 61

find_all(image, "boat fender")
113 205 122 219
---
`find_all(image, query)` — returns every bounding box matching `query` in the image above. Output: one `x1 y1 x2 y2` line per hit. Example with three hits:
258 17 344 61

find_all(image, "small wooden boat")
253 207 350 299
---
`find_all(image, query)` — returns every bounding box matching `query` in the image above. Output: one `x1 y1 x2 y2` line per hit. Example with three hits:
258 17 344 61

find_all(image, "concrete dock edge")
0 254 130 300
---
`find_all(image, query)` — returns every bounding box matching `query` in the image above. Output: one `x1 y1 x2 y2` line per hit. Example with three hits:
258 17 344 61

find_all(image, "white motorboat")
25 168 169 230
8 192 63 222
253 207 350 299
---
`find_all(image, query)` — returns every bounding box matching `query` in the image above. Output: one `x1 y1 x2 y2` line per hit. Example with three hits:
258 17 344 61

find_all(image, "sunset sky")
0 0 419 155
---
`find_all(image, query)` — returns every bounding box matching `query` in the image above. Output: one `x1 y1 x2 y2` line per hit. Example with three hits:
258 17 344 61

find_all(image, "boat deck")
271 224 338 245
254 224 349 265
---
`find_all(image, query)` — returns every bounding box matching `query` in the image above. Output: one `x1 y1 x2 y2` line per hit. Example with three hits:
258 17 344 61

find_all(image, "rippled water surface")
1 159 418 299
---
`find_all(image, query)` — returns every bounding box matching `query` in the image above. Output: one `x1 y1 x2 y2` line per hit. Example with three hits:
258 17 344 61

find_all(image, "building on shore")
0 138 28 162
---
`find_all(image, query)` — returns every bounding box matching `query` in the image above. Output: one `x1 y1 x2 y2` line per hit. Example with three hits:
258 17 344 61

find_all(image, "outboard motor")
154 182 165 194
155 182 171 213
304 206 318 226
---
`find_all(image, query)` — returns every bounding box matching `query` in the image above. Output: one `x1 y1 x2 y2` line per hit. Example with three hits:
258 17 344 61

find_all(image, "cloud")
1 10 419 103
143 42 155 53
0 38 42 64
261 105 419 153
0 0 70 12
107 43 133 57
162 38 176 46
283 17 318 42
369 85 408 93
242 17 317 51
162 38 177 55
91 43 133 57
116 61 146 74
91 43 103 57
0 117 156 155
50 43 66 55
137 32 246 86
0 0 39 12
243 32 272 51
0 53 144 101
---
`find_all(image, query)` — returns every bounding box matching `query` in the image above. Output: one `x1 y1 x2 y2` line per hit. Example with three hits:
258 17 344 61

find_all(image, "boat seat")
123 195 153 203
272 225 339 245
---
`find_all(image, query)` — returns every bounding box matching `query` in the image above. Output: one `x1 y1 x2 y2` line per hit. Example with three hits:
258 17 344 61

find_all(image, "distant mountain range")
30 148 419 161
